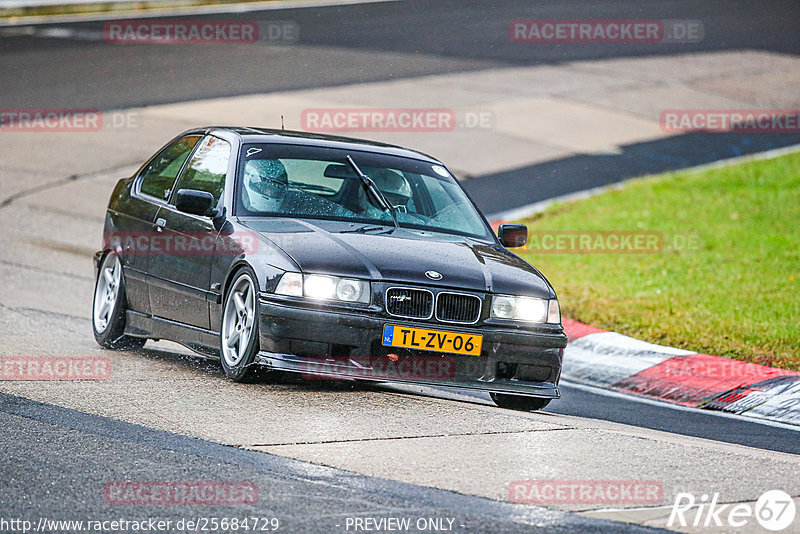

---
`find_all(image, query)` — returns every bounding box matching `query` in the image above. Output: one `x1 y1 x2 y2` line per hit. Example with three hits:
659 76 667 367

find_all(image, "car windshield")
236 143 493 240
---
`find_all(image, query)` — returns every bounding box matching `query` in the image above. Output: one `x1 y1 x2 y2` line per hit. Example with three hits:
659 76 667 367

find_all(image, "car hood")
241 218 554 298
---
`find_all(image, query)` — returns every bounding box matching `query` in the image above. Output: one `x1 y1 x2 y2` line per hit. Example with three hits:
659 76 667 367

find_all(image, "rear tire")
92 252 146 350
490 392 551 411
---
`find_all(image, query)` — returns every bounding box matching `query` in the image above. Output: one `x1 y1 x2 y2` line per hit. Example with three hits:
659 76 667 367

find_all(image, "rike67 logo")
669 490 796 531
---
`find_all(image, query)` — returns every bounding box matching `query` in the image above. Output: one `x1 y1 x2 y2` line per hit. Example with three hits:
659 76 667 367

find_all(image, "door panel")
146 135 231 330
112 201 160 315
147 206 220 329
113 135 202 315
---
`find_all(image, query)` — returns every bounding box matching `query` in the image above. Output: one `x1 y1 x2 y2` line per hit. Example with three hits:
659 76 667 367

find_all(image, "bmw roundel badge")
425 270 443 280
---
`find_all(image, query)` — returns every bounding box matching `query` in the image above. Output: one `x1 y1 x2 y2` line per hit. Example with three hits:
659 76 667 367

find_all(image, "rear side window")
171 136 231 206
139 135 202 200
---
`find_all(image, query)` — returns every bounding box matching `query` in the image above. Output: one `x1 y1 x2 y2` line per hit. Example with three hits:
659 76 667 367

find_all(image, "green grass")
516 152 800 370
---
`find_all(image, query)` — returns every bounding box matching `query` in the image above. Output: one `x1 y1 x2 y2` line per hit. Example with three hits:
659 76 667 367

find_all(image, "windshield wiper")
340 224 394 234
345 155 400 232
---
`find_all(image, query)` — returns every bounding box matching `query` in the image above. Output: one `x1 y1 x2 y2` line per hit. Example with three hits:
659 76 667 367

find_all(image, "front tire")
92 252 145 350
220 269 263 382
490 392 551 411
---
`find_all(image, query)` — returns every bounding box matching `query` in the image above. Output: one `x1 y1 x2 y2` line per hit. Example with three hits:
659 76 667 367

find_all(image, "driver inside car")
244 158 359 218
243 159 289 212
357 168 422 222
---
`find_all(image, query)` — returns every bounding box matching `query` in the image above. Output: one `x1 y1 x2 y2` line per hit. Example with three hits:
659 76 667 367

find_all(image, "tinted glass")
172 136 231 206
139 135 201 200
237 144 492 240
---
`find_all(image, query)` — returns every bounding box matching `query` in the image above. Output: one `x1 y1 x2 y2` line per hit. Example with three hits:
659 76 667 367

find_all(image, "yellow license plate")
381 324 483 356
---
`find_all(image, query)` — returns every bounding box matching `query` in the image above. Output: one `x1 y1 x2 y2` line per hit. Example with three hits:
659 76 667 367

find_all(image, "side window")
171 136 231 206
139 135 202 200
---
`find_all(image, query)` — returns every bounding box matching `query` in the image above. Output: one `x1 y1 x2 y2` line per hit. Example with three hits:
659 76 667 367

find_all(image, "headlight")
336 278 364 302
304 274 337 300
275 272 302 296
275 272 370 304
491 295 560 324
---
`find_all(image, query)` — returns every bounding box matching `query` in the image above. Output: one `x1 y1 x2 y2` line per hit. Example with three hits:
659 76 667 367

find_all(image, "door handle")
155 218 166 232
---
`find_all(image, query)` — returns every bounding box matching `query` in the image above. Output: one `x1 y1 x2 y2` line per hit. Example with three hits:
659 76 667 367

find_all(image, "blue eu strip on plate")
382 325 394 345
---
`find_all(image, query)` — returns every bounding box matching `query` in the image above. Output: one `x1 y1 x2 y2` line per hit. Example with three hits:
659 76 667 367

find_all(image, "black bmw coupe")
92 127 567 410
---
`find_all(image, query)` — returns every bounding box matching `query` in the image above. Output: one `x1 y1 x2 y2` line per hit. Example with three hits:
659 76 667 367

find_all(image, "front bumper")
256 296 567 398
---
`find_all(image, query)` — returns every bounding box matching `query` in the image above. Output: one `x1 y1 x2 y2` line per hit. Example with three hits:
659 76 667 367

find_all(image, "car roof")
190 126 442 164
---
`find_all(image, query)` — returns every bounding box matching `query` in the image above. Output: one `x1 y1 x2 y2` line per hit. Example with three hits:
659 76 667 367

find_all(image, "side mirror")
498 224 527 248
175 189 216 217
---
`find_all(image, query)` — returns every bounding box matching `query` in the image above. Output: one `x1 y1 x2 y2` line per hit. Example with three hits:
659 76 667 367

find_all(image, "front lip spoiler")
255 351 560 399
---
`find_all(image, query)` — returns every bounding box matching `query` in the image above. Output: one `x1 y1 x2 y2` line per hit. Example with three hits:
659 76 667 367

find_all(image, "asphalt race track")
414 382 800 455
0 391 649 533
2 0 799 110
1 1 799 532
4 0 800 216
